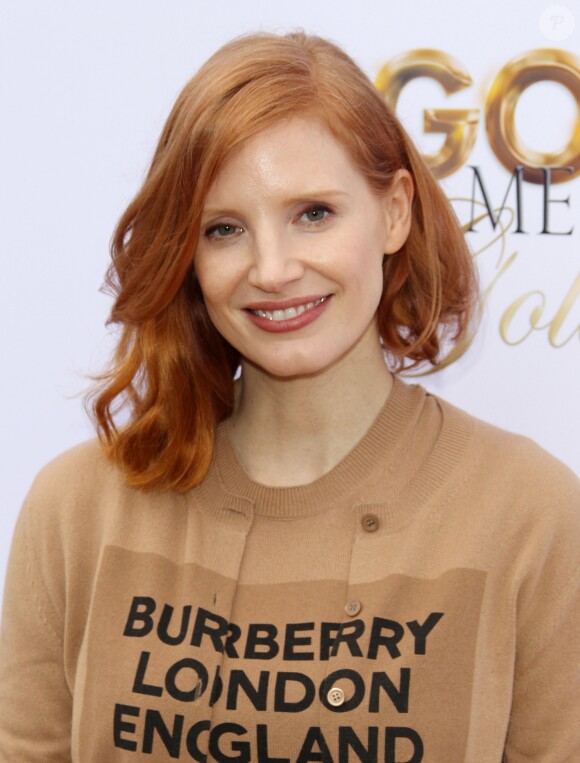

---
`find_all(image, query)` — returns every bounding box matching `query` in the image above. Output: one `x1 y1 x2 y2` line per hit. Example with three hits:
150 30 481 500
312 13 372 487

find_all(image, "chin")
244 350 341 381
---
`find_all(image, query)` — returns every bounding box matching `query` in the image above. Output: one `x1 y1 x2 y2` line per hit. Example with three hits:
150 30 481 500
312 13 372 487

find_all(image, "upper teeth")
252 296 327 321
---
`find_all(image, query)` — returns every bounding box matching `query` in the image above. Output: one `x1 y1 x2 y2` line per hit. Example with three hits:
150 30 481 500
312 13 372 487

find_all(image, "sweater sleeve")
503 475 580 762
0 495 72 761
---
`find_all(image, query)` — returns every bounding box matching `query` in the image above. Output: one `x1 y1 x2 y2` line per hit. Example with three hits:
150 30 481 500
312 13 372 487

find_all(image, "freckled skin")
195 117 411 380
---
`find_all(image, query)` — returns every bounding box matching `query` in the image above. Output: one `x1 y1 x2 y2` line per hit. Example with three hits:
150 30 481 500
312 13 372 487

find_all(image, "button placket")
317 505 372 724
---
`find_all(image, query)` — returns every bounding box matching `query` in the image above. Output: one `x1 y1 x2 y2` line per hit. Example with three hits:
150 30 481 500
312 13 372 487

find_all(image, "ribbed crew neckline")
211 378 473 520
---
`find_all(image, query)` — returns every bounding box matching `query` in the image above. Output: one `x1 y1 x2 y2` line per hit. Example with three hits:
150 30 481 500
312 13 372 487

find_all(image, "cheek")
200 289 231 336
350 238 386 295
194 271 226 330
198 278 221 309
195 269 246 347
195 250 247 302
195 259 229 308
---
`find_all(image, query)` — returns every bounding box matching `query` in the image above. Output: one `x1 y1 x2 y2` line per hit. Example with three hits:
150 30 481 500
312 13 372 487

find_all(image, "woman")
0 31 578 762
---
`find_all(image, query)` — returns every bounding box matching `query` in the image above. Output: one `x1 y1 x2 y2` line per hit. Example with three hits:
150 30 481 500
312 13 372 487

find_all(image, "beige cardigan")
1 379 578 761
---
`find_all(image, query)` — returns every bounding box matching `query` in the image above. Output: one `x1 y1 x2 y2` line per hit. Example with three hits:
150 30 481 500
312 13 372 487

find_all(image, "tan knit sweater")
1 379 579 762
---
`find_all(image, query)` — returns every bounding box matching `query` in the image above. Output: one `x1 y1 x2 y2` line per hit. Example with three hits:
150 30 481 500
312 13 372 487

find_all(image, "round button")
344 599 362 617
361 513 379 532
327 686 345 707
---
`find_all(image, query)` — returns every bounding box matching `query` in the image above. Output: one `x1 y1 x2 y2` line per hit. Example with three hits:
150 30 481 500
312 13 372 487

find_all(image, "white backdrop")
1 0 578 600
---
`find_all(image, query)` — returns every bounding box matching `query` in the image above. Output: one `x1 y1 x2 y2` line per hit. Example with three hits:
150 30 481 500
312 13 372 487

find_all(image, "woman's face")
195 116 412 379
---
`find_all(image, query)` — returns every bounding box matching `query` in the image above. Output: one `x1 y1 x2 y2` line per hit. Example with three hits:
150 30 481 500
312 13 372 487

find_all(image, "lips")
248 296 328 322
244 294 333 333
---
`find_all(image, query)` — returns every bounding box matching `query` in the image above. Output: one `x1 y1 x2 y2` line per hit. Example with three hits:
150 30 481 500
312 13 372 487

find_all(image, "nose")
247 231 305 292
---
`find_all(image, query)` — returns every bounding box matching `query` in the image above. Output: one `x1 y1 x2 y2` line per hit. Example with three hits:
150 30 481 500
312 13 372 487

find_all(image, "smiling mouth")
248 296 329 322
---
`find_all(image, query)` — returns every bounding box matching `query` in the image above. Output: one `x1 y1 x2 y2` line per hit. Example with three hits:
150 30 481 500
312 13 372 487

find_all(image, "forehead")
203 117 367 208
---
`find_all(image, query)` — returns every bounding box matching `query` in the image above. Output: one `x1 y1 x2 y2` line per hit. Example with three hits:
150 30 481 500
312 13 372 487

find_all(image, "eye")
298 205 333 225
204 222 243 240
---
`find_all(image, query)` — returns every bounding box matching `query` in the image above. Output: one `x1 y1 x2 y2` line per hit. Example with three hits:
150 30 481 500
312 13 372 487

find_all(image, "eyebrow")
285 189 351 202
202 189 351 218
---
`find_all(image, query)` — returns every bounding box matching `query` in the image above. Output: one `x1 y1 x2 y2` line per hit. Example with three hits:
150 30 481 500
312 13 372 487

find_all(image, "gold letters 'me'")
486 49 580 184
375 49 479 179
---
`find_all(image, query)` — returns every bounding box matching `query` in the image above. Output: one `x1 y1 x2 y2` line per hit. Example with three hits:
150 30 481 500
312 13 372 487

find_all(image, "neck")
228 342 393 487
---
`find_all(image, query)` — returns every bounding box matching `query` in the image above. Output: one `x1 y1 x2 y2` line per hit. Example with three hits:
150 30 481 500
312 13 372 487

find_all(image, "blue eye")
205 223 241 238
299 206 331 224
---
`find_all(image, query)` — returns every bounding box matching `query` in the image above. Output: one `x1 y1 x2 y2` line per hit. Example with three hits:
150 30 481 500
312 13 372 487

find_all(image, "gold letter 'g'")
375 49 479 179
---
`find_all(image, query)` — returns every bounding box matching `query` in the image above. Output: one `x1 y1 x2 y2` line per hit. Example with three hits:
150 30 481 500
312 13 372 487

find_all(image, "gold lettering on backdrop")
542 274 580 347
486 50 580 184
375 50 479 179
376 49 580 184
499 280 580 347
500 291 547 345
461 200 579 351
413 199 578 375
376 50 579 361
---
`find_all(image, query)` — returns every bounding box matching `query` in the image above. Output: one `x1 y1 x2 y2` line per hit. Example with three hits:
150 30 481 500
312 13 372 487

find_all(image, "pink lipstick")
244 294 332 333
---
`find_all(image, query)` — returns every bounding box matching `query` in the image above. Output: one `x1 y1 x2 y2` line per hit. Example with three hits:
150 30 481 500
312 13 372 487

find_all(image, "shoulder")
30 438 120 497
432 391 579 504
20 439 130 556
21 439 192 558
426 391 579 618
428 393 580 577
5 440 126 637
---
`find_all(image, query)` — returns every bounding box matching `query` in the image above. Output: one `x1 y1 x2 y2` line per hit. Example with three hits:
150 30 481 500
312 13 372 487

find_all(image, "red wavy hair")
88 31 478 491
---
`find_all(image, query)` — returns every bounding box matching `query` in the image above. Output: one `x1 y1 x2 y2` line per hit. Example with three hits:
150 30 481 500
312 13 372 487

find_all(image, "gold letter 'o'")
486 49 580 184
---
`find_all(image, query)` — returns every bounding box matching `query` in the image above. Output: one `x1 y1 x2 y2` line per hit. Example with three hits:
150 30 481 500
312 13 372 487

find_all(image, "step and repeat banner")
1 0 578 593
